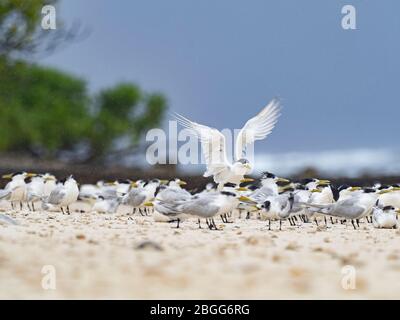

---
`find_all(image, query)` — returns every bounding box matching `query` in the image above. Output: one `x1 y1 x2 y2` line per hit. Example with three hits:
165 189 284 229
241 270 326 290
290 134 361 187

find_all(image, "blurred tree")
0 0 167 163
0 0 85 58
0 57 91 157
88 83 166 162
0 59 167 162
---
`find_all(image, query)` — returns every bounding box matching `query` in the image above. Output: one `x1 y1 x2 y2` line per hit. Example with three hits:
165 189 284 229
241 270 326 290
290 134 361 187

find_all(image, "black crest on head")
262 172 275 179
221 191 236 197
363 188 375 193
383 205 395 211
223 182 236 188
299 178 314 185
337 184 350 192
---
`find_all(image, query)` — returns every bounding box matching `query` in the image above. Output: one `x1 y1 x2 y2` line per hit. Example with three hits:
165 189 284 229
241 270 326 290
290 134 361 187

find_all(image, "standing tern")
42 176 79 214
0 172 36 210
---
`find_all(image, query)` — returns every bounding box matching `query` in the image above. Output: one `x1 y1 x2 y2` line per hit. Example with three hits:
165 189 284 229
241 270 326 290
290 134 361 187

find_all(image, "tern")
42 175 80 214
372 205 399 229
302 188 378 229
0 172 36 210
175 99 281 189
156 190 252 229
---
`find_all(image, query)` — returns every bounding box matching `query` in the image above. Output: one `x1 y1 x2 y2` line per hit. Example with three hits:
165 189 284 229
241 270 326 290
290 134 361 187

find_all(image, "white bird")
372 205 399 229
302 188 378 229
256 192 294 230
122 179 163 215
42 176 79 214
377 185 400 209
175 99 281 189
43 173 57 197
92 196 122 214
156 190 251 229
26 174 46 211
0 172 36 210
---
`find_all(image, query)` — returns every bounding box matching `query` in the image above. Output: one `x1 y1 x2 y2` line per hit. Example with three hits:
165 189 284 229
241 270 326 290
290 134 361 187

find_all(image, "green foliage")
0 0 167 162
0 0 58 56
87 83 167 161
0 58 167 161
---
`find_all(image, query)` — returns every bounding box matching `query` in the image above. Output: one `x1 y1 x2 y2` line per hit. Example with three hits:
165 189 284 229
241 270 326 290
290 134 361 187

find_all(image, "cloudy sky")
41 0 400 175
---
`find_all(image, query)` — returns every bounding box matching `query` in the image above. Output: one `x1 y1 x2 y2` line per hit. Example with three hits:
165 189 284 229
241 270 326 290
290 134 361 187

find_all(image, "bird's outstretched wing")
235 99 281 161
174 113 230 177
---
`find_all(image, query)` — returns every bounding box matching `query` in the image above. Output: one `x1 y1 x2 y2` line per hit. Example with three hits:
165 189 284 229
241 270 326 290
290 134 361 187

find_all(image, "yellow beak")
277 177 290 183
310 188 322 193
130 182 138 188
240 177 254 183
236 187 249 192
395 209 400 214
349 186 362 191
143 202 154 207
378 189 392 195
238 195 254 203
178 180 187 186
2 173 13 179
160 180 169 184
26 173 37 178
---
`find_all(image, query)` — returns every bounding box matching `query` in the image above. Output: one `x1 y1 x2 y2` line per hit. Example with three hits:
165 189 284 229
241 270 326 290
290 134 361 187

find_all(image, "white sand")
1 201 400 299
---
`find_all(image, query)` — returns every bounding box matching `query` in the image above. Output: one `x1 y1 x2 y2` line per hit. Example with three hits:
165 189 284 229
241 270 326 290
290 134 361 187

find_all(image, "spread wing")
174 113 230 177
235 99 281 161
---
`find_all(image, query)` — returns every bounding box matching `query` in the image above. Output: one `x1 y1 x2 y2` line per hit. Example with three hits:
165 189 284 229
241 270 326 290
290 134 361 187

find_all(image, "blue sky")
41 1 400 174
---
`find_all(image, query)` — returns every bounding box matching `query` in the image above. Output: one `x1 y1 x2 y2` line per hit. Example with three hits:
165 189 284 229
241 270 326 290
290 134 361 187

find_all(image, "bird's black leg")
206 219 212 230
324 216 327 226
330 217 334 224
351 220 357 230
198 218 202 229
176 218 180 228
67 206 71 215
27 203 32 211
11 202 14 210
225 213 233 223
314 218 319 226
220 214 226 223
211 218 218 230
20 202 23 211
139 208 145 216
279 219 282 231
61 207 65 214
32 202 35 211
246 212 250 219
268 219 271 231
356 219 360 228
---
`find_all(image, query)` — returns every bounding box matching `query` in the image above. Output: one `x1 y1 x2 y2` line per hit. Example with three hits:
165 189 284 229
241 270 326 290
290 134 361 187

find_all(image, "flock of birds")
1 98 398 230
0 171 399 230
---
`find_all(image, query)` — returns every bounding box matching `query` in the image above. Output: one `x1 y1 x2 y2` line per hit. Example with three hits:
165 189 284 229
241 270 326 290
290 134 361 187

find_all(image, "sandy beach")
1 201 400 300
